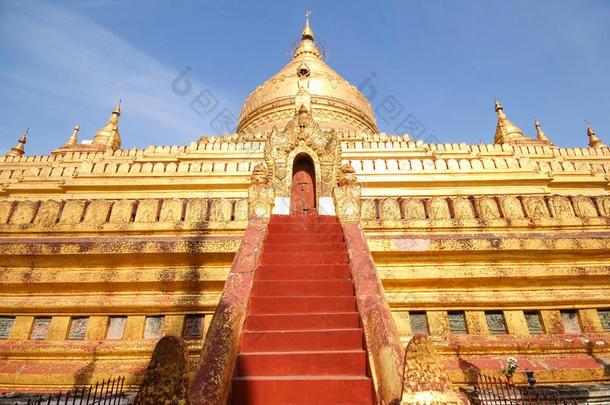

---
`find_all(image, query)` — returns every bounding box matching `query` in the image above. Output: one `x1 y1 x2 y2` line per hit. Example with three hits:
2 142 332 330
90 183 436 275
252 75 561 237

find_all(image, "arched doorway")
290 154 316 216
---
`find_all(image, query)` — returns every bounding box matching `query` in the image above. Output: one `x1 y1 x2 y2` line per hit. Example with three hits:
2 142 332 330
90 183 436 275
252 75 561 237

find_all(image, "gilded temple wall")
1 135 609 388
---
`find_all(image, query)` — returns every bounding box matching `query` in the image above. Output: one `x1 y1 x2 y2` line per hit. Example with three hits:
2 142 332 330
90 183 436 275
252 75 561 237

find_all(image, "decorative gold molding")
332 163 361 222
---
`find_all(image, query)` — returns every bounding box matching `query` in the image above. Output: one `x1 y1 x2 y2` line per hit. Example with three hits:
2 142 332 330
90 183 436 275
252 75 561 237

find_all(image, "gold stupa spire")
293 11 321 59
302 10 314 40
493 98 529 144
237 14 377 134
63 123 80 147
92 101 122 150
5 128 28 157
534 120 553 145
586 123 606 148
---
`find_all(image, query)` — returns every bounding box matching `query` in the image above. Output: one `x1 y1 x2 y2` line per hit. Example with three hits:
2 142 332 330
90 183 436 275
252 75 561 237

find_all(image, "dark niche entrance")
290 154 316 216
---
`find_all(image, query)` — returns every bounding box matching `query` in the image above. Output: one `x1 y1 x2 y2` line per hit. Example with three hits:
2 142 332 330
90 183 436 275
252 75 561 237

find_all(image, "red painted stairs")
231 215 375 404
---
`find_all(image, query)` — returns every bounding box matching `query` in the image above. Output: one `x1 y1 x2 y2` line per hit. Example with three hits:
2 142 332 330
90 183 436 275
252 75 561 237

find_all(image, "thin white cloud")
0 2 238 148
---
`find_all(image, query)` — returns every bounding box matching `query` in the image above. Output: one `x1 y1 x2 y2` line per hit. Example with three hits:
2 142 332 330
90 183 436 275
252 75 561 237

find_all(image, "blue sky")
1 0 609 155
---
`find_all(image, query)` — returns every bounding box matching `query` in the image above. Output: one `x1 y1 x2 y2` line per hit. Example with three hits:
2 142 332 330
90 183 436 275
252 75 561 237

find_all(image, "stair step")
236 350 367 376
249 296 357 314
231 215 373 404
261 252 348 266
255 264 351 280
270 215 339 224
231 375 374 405
263 242 345 253
241 329 364 351
251 280 354 297
244 313 360 331
266 232 344 244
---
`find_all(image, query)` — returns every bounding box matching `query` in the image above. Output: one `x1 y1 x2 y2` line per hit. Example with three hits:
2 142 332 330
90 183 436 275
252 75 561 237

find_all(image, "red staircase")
231 215 374 404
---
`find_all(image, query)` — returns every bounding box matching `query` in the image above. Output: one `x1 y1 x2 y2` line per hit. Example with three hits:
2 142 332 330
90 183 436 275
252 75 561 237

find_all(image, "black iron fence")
473 373 577 405
25 376 127 405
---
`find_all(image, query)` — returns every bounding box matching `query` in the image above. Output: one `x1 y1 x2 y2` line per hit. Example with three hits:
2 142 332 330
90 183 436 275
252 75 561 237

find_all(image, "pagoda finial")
586 123 606 148
493 98 527 144
63 123 80 147
293 11 321 59
494 97 506 119
92 101 122 150
302 10 314 40
534 120 552 144
5 128 28 157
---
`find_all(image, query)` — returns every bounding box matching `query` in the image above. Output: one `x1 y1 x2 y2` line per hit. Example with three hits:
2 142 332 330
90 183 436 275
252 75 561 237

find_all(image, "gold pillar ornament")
248 163 274 219
333 163 361 222
587 124 606 148
535 120 553 145
494 98 528 144
5 128 28 157
63 124 79 147
92 101 122 150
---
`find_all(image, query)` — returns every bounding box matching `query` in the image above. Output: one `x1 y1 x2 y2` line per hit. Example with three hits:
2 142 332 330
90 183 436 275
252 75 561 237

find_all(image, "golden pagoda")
0 14 609 404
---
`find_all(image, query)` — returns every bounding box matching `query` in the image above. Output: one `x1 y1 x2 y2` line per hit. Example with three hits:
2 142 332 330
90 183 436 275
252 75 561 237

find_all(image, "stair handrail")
334 163 405 404
189 217 269 405
190 162 274 404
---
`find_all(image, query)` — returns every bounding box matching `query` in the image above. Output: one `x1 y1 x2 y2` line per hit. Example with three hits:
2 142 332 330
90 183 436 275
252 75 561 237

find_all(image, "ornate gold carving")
498 196 525 219
109 200 136 223
0 201 14 224
234 199 248 221
9 201 37 224
595 196 610 217
185 199 209 224
425 197 450 220
248 163 274 219
451 197 475 219
264 105 341 201
59 200 86 224
159 198 184 222
522 196 550 218
401 198 426 220
379 198 401 223
572 196 598 218
83 200 112 225
135 199 160 223
360 199 378 221
332 163 361 222
209 199 232 222
476 196 501 219
549 195 575 218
